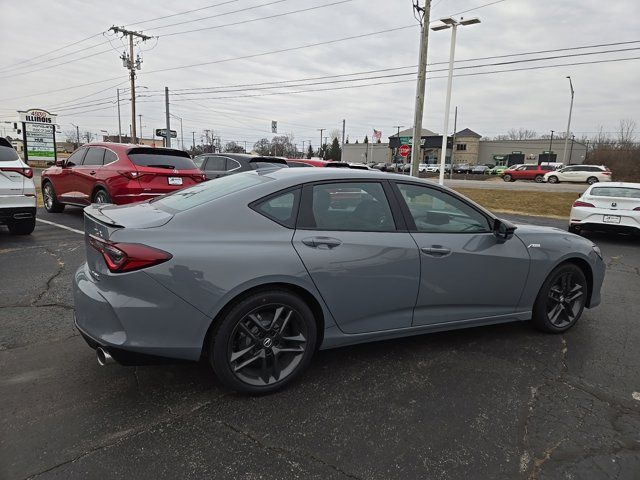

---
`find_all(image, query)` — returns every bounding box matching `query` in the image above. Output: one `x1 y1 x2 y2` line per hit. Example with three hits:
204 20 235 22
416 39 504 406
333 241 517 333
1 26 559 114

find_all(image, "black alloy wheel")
532 264 587 332
210 290 317 394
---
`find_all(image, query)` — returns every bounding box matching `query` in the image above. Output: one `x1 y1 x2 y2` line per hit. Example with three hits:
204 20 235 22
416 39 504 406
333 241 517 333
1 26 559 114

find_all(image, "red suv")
502 164 554 183
41 143 205 212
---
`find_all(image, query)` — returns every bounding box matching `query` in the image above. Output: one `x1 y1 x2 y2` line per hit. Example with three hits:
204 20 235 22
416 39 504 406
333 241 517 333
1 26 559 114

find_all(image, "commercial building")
341 142 390 164
477 138 587 166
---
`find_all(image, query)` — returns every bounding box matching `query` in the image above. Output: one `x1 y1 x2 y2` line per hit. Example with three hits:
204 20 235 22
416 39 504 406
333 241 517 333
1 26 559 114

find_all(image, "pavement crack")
528 439 565 480
219 420 364 479
30 247 66 307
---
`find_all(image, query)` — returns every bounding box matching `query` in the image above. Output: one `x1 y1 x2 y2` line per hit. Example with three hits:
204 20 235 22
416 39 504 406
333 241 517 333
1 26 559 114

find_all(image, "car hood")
85 201 173 229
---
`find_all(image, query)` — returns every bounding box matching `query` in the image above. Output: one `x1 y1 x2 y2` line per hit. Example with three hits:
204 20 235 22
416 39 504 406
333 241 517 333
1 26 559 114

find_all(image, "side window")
65 148 87 167
104 149 117 164
397 183 491 233
206 156 226 171
226 159 241 171
301 182 395 232
525 165 537 171
252 189 300 228
83 147 105 166
193 156 206 169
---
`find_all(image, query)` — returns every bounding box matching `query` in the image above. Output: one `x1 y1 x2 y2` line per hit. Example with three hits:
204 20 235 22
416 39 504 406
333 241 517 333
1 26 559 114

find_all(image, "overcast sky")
1 0 639 148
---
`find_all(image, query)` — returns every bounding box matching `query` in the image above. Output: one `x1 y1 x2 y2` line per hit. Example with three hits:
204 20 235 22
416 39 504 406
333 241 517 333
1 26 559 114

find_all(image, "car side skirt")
319 311 531 350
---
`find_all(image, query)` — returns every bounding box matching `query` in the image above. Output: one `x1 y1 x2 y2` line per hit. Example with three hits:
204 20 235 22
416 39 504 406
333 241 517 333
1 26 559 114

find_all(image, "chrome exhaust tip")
96 347 115 366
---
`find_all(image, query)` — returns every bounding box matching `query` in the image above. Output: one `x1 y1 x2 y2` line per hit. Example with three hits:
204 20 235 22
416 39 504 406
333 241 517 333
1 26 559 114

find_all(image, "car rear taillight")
0 167 33 178
602 171 611 175
88 235 172 273
191 173 207 182
634 207 640 211
573 200 595 208
118 170 141 179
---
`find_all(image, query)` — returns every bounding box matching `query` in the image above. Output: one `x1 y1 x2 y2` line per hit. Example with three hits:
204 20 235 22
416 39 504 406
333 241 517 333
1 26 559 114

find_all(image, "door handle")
89 171 96 175
421 246 451 257
301 236 342 249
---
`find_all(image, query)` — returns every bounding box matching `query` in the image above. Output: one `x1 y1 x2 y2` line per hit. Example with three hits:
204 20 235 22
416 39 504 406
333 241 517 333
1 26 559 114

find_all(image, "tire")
547 175 559 184
534 175 544 183
532 263 587 333
587 176 598 185
42 181 65 213
8 218 35 235
503 174 512 182
209 290 317 395
92 189 112 204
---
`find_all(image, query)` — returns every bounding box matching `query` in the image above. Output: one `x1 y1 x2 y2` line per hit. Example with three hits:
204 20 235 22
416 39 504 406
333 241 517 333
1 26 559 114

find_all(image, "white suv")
0 138 36 234
543 165 612 184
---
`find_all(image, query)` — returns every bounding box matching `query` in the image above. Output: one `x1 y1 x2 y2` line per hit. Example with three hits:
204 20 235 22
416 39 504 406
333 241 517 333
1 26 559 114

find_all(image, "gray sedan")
74 168 605 394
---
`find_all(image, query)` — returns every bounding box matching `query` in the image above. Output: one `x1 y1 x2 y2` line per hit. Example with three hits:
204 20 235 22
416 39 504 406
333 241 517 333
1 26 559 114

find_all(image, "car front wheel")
42 182 65 213
209 290 317 394
532 263 587 333
547 175 559 184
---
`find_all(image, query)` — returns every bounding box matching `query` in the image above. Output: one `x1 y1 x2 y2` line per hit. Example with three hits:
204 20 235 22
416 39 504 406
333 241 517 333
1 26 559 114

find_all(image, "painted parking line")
36 218 84 235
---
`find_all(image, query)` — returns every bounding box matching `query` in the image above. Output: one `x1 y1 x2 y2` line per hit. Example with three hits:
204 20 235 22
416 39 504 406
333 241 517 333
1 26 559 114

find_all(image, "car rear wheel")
534 175 544 183
547 175 559 184
532 264 587 333
209 290 317 395
503 174 512 182
93 189 112 204
42 182 65 213
7 218 35 235
587 176 599 185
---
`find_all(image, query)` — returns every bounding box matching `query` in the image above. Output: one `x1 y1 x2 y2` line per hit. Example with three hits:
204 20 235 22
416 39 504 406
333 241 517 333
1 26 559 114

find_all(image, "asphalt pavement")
1 208 639 479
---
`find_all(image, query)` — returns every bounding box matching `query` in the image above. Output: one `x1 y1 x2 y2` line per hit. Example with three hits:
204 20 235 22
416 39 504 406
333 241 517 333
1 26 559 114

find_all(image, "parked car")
453 164 471 174
489 164 519 175
195 153 288 179
470 165 490 174
0 137 36 234
74 168 604 394
502 164 555 183
41 143 205 211
425 164 439 173
543 165 612 184
569 182 640 236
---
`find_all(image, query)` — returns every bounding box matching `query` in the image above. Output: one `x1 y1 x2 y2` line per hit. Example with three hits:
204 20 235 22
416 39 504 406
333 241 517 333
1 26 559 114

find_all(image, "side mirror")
55 159 65 167
493 218 517 242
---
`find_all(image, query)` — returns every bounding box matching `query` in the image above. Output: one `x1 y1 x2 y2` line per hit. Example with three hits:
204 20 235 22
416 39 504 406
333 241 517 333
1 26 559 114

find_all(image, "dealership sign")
18 108 58 162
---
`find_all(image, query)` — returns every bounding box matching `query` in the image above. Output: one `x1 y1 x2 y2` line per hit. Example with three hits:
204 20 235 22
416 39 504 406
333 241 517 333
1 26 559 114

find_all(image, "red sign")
399 144 411 157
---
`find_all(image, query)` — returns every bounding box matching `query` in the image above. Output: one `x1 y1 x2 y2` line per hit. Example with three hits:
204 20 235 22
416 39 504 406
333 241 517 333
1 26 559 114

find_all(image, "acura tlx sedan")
74 168 605 394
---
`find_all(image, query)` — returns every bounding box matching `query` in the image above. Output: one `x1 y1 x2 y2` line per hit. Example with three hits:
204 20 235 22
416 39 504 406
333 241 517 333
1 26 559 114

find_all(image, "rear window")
152 172 274 212
128 148 197 170
0 145 19 162
591 187 640 198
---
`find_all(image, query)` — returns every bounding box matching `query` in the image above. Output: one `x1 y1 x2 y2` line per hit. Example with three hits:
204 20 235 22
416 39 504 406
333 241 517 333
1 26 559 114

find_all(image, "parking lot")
1 207 639 479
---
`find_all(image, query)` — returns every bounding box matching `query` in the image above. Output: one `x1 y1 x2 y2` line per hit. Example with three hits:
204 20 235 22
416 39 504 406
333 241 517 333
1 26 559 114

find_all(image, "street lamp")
169 113 184 150
431 16 481 185
562 76 575 164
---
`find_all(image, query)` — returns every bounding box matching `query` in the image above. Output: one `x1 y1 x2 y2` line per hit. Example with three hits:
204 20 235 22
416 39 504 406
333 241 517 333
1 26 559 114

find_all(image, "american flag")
372 129 382 141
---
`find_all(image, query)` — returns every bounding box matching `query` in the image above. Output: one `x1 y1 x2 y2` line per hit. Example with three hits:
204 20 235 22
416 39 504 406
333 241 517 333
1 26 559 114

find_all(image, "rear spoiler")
249 157 288 166
325 162 350 168
84 205 124 228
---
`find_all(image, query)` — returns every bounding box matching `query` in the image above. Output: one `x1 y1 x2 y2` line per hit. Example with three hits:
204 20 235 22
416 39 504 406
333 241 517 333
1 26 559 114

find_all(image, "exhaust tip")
96 347 115 366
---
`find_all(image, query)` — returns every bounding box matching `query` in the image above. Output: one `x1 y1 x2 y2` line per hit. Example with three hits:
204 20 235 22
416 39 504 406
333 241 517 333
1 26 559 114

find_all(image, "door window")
397 183 491 233
83 147 105 166
300 182 395 232
205 156 226 171
65 148 87 167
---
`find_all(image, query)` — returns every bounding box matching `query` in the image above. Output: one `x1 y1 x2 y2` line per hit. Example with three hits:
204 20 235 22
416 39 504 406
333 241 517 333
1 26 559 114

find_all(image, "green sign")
511 151 522 154
400 136 412 145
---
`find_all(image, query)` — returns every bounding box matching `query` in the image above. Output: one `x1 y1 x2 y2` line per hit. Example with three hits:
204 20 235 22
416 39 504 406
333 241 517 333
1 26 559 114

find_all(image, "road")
1 209 639 479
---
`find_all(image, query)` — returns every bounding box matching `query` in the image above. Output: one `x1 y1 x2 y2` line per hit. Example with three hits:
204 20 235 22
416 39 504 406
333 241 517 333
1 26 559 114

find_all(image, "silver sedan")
74 168 605 394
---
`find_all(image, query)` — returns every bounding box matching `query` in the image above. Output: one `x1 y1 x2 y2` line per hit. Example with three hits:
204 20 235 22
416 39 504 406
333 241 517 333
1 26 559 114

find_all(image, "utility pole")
549 130 554 163
318 128 325 157
116 88 122 143
192 131 196 153
569 134 575 164
110 26 151 144
410 0 432 177
450 106 457 180
164 87 171 148
562 76 575 164
341 119 346 149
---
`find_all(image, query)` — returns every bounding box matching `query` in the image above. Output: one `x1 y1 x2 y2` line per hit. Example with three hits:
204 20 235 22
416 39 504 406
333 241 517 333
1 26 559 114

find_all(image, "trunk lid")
583 185 640 211
126 147 204 193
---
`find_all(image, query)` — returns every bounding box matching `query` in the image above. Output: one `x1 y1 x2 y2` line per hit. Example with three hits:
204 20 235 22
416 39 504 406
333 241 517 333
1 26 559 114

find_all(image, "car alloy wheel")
532 264 586 332
43 184 53 209
535 175 544 183
548 175 559 184
503 174 512 182
210 290 317 394
93 190 111 204
587 176 599 185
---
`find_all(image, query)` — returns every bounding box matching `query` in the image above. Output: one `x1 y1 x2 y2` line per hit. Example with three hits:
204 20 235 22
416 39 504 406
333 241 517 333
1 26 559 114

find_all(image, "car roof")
249 164 424 183
588 182 640 189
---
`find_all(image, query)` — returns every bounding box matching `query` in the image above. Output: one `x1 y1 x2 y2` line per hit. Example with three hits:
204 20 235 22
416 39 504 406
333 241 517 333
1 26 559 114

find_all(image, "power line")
125 0 242 27
0 48 116 79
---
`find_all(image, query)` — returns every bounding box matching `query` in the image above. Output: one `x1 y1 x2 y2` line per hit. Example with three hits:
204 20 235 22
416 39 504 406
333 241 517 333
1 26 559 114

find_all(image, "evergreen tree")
363 135 369 144
307 144 314 159
328 137 341 161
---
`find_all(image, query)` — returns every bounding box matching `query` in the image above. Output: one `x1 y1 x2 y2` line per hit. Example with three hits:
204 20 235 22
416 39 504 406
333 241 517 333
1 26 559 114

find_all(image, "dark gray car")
193 153 288 179
74 168 605 394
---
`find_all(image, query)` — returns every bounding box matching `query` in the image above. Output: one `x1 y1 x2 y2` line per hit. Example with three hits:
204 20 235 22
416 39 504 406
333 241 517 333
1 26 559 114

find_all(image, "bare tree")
83 131 94 143
506 128 538 140
616 118 636 146
63 128 78 144
329 128 342 143
223 141 245 153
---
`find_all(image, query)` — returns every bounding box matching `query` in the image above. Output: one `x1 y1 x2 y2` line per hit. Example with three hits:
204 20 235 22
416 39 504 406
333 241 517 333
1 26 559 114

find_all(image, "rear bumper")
570 207 640 233
73 262 212 363
0 204 36 224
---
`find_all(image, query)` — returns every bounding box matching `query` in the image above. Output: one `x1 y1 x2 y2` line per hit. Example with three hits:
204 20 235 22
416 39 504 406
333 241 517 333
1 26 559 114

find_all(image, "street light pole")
549 130 554 162
431 16 481 185
410 0 432 178
116 88 122 143
562 76 575 164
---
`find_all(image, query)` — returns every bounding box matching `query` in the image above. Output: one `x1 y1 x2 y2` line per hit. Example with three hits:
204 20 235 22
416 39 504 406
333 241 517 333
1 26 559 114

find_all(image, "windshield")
152 171 273 212
0 145 19 162
128 148 197 170
591 186 640 198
